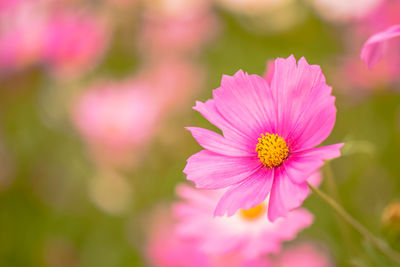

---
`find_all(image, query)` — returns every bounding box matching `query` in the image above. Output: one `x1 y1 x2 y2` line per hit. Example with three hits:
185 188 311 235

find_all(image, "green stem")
308 182 400 264
323 164 355 255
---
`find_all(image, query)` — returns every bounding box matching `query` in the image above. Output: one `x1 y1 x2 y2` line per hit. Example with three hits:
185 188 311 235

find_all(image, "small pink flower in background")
273 242 333 267
184 55 343 221
0 22 44 73
139 0 217 57
138 59 205 112
174 183 314 259
0 0 110 77
72 79 161 167
334 0 400 92
0 0 47 74
308 0 382 23
361 25 400 69
42 11 109 77
335 56 398 95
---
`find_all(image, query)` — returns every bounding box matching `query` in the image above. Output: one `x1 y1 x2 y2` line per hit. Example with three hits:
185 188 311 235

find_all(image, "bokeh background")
1 0 400 266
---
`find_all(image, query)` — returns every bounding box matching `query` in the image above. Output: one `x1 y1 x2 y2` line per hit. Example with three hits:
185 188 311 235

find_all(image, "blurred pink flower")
174 184 314 260
146 205 273 267
0 1 109 77
361 25 400 69
145 206 210 267
184 55 342 221
0 23 44 73
308 0 382 23
139 0 217 57
355 0 400 38
72 79 160 166
273 242 333 267
335 0 400 92
0 0 46 74
138 59 205 112
42 11 109 77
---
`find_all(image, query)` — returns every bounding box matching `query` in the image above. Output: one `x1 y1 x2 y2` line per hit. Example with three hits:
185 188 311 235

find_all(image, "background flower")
173 183 314 259
361 25 400 69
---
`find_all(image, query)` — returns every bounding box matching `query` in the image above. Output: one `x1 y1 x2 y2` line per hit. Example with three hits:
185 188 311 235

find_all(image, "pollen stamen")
256 133 289 168
240 203 265 221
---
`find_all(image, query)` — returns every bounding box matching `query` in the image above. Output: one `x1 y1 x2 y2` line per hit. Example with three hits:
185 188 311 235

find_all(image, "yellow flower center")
240 203 265 221
256 133 289 168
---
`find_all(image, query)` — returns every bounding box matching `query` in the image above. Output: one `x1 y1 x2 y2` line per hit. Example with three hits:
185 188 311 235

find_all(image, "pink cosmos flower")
184 55 343 221
72 79 160 167
361 25 400 69
273 242 333 267
42 11 109 77
174 183 314 260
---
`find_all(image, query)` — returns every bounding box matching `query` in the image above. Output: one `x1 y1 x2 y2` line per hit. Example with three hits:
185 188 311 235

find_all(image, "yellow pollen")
240 203 265 221
256 133 289 168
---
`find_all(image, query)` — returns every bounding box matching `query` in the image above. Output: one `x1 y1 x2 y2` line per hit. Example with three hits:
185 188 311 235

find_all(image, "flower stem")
323 164 355 255
308 182 400 264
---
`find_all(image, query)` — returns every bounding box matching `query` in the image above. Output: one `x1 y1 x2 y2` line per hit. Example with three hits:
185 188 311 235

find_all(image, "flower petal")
285 143 343 184
185 127 254 157
263 59 275 86
361 25 400 69
214 168 274 217
193 99 254 151
268 168 309 222
212 70 277 146
184 150 261 189
269 56 337 150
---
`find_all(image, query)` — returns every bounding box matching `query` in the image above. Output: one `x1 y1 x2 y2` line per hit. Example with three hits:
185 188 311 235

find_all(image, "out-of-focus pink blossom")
308 0 382 23
139 0 217 57
355 0 400 38
145 206 211 267
42 11 110 77
273 242 333 267
72 80 161 167
146 205 272 267
173 184 314 260
0 1 109 77
0 23 44 73
361 25 400 69
336 56 397 94
0 0 46 74
138 59 205 112
335 1 400 92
